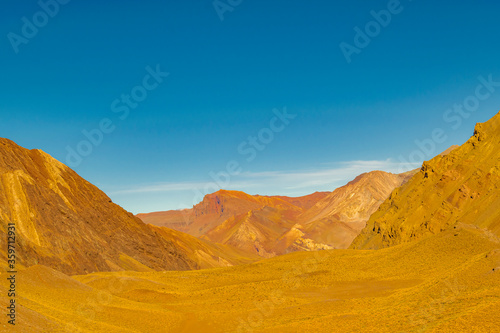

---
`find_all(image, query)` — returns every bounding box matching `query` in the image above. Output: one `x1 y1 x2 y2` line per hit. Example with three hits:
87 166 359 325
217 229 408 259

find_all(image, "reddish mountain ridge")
139 171 414 255
137 190 325 237
0 138 257 275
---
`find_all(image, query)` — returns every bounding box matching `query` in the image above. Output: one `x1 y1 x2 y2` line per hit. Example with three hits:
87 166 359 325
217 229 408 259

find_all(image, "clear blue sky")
1 0 500 213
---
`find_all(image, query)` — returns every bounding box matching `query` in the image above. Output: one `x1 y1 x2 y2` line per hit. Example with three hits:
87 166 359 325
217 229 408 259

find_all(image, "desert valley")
0 112 499 332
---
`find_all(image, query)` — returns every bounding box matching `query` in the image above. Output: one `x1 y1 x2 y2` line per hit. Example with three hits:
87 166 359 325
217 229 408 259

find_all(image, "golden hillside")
1 222 498 332
352 112 500 249
0 139 257 275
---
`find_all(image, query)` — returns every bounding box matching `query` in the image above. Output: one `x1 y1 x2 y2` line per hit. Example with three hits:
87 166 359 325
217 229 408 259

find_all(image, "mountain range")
138 170 415 257
0 111 499 332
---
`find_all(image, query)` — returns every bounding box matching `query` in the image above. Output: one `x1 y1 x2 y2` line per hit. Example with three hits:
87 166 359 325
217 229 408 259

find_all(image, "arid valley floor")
1 223 500 332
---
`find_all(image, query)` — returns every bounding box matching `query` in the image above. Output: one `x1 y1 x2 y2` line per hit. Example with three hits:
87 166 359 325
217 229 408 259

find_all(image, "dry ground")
1 225 499 332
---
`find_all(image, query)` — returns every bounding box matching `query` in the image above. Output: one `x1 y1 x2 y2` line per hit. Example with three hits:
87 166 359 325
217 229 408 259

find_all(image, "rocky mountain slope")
0 138 257 275
351 111 500 249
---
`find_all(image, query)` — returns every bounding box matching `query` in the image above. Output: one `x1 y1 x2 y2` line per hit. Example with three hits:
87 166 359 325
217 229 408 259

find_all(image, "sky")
1 0 500 213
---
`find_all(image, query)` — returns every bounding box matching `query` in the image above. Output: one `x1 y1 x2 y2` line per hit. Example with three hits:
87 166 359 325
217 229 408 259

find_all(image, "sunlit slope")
352 111 500 249
0 138 256 275
3 224 499 332
299 171 414 224
203 206 332 258
203 206 298 258
298 170 415 249
137 190 307 236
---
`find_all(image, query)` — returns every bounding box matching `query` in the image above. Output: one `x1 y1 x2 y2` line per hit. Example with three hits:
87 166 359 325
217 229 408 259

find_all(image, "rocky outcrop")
351 112 500 249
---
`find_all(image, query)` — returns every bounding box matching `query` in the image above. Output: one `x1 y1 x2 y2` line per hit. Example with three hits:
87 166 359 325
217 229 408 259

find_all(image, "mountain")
137 190 315 236
139 171 413 256
299 171 416 225
296 170 415 249
0 138 257 275
351 111 500 249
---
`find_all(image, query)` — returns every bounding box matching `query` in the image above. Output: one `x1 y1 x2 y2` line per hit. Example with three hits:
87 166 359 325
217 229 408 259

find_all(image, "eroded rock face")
351 112 500 250
139 171 414 256
0 138 213 274
138 190 309 237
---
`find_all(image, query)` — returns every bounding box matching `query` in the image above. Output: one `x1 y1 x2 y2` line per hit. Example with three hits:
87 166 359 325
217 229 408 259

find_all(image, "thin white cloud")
238 158 409 191
111 182 207 194
110 181 254 195
109 159 413 196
